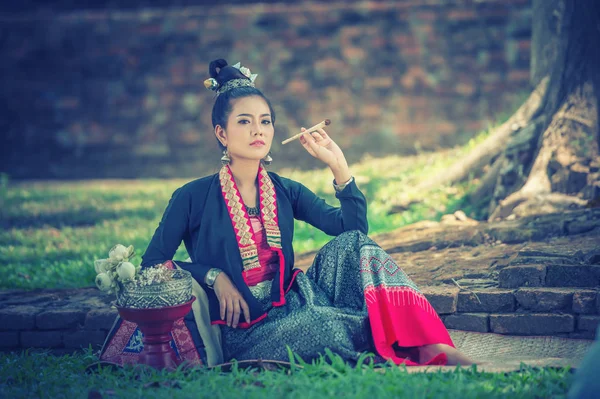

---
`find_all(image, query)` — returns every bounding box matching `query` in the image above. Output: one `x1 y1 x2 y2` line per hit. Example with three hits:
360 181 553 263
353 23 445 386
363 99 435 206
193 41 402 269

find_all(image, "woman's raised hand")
212 272 250 328
299 128 348 170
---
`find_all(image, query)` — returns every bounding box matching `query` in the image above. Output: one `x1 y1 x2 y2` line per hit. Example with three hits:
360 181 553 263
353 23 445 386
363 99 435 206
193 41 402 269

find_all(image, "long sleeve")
141 187 213 285
291 178 368 236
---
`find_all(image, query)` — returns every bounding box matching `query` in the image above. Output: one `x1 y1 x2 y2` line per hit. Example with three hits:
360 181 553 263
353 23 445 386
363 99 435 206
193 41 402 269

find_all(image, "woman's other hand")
213 273 251 328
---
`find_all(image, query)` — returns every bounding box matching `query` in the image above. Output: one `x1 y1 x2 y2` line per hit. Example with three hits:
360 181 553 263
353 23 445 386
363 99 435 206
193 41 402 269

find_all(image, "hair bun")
208 58 249 88
209 59 228 79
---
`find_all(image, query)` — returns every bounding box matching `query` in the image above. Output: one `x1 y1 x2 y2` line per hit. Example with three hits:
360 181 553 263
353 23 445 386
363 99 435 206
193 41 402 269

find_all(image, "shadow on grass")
0 207 158 229
0 251 88 265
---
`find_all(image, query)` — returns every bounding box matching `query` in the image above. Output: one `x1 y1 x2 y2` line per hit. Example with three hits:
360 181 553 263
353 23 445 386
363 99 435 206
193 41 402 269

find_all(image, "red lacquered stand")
117 297 195 370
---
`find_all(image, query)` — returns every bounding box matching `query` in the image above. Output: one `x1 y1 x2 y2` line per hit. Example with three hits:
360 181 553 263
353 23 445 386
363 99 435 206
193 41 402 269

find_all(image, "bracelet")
333 176 354 192
205 268 223 289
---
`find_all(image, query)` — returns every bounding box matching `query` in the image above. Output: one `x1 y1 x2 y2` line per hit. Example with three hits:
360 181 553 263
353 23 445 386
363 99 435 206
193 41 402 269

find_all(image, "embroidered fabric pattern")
248 280 273 300
258 167 281 249
243 215 279 286
100 318 203 366
359 248 420 292
219 165 282 272
219 165 259 270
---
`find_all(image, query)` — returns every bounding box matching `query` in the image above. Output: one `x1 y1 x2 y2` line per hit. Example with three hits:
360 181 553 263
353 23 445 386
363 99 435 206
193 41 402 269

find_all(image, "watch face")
207 269 219 285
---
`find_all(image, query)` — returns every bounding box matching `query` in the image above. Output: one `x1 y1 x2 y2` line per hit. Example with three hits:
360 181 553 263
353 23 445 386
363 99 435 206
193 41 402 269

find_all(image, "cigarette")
281 119 331 145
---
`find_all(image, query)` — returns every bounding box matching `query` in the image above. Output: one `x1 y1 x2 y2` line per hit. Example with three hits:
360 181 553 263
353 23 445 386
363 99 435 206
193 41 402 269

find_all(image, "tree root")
438 77 548 187
388 78 548 214
467 156 502 206
488 84 598 221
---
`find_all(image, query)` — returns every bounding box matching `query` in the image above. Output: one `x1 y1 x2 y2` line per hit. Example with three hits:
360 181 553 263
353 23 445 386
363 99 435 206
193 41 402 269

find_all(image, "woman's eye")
238 120 249 124
262 120 271 125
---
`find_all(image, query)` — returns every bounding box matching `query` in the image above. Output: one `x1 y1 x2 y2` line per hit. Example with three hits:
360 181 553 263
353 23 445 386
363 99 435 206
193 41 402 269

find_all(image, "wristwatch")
205 268 223 289
333 176 354 192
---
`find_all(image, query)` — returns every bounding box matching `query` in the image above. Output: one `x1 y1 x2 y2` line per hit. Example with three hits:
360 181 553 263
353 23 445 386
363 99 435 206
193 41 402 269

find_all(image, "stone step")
509 256 574 266
498 264 600 288
514 288 598 313
545 264 600 287
498 265 546 288
491 314 576 335
457 289 516 313
421 286 599 315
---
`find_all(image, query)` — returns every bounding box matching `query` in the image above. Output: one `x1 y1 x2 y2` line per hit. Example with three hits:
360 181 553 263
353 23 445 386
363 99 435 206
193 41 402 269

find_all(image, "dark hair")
209 59 276 151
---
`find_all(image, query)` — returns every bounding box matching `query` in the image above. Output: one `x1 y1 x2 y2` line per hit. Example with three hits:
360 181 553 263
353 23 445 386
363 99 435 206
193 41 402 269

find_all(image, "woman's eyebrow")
236 113 271 117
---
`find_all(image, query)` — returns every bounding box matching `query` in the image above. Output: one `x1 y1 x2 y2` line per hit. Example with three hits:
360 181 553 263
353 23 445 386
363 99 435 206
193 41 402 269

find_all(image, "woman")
100 59 473 367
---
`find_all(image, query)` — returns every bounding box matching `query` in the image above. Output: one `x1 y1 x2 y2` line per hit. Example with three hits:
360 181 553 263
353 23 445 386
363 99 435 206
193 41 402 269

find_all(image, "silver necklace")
245 204 260 216
245 190 260 216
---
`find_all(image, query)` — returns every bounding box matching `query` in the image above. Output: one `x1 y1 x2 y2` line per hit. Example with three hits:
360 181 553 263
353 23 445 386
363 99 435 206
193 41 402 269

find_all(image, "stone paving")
1 209 599 354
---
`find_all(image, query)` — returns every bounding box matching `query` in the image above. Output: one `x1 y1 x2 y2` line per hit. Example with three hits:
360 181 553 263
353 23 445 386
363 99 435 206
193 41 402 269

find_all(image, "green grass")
0 128 495 291
0 349 574 399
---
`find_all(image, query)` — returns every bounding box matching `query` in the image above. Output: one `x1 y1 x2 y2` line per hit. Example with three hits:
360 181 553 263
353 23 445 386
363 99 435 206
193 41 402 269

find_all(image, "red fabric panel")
242 216 279 286
365 285 454 366
211 311 268 328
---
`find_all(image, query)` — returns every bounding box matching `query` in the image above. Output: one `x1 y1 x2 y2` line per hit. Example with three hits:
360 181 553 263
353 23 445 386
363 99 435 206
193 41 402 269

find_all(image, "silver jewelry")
333 176 354 192
205 268 223 288
231 62 258 82
217 78 255 95
261 152 273 166
220 149 231 165
245 204 260 216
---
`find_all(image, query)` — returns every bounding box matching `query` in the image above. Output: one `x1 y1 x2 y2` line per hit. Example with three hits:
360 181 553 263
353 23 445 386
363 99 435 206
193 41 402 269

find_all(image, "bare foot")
419 343 475 366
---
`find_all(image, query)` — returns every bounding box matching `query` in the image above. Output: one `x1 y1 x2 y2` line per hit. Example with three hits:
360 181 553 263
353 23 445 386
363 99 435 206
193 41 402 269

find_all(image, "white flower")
94 259 110 274
116 261 136 281
109 244 128 262
95 273 113 292
126 245 135 258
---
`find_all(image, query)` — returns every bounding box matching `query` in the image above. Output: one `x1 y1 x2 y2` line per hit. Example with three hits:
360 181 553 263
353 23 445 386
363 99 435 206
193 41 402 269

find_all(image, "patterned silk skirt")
222 231 454 366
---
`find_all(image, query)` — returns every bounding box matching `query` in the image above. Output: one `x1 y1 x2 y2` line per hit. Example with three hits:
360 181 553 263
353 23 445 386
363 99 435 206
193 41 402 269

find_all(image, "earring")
220 149 231 165
261 152 273 166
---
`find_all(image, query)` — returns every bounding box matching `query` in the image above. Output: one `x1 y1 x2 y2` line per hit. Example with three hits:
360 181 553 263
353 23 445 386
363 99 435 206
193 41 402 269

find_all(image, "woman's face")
216 95 274 164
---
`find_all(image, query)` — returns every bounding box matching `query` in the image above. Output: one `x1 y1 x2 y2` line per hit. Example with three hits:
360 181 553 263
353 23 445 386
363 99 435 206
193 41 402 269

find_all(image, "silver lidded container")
117 269 193 308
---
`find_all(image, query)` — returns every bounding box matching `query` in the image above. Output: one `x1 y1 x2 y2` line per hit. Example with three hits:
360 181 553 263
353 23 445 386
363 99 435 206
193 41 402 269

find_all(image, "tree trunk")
486 0 600 221
530 0 560 87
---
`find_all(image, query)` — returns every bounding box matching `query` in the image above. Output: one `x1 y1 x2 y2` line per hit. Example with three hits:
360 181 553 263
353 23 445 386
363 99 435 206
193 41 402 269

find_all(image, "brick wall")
0 0 532 179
